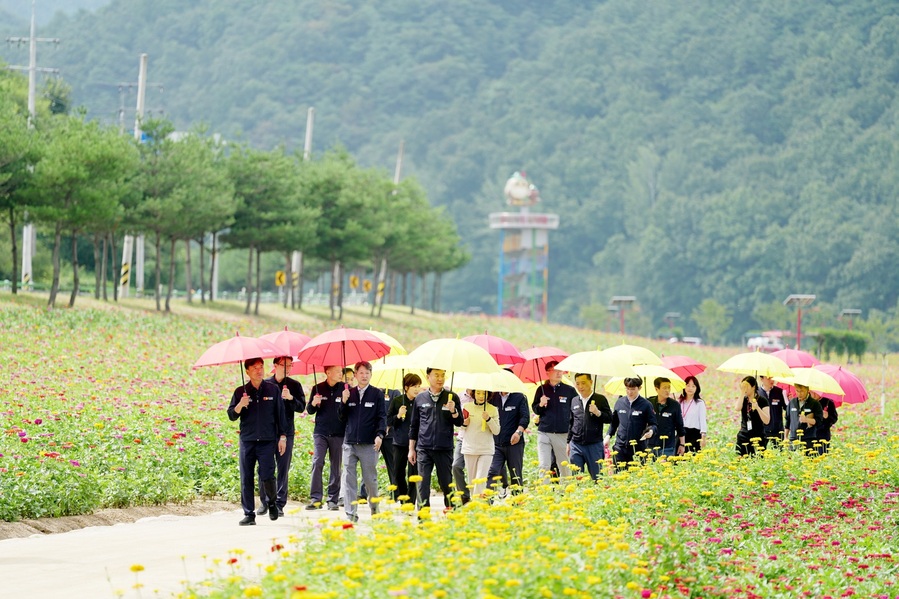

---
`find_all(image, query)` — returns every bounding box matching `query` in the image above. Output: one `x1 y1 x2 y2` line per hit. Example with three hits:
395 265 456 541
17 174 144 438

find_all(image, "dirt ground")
0 499 238 540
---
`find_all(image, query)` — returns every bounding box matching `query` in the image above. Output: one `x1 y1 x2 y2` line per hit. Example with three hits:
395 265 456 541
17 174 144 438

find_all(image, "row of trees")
0 70 468 316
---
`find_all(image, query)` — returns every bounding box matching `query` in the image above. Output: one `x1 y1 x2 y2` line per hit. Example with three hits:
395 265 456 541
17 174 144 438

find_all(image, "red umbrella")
660 355 707 379
772 348 821 368
259 327 312 358
511 346 569 384
297 327 391 370
462 332 526 366
814 364 868 406
191 332 284 387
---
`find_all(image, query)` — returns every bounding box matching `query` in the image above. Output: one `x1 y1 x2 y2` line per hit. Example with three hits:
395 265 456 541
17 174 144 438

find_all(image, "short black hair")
574 372 592 382
244 357 264 370
653 377 671 390
623 377 642 389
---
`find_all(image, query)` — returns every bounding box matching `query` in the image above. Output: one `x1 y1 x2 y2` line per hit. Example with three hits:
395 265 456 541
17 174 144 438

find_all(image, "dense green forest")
3 0 899 341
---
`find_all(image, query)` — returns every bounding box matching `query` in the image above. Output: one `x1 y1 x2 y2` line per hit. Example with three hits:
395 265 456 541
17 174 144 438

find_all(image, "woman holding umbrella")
461 389 500 497
386 373 422 503
735 376 770 456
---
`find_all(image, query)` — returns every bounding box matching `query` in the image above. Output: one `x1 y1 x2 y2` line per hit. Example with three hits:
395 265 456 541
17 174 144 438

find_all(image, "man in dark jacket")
608 377 657 471
785 383 824 454
338 361 387 522
647 377 685 458
811 390 838 454
257 355 306 518
759 375 787 446
532 361 575 482
567 373 612 480
487 387 530 494
408 368 464 509
227 357 288 526
306 365 348 510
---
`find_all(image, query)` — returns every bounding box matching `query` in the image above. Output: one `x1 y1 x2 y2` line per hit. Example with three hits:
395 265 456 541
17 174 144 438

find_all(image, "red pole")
796 307 802 350
848 316 854 331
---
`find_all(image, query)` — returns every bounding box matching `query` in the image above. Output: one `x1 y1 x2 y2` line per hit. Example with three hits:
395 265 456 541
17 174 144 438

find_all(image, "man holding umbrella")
227 357 288 526
306 365 348 510
532 361 575 482
607 377 657 470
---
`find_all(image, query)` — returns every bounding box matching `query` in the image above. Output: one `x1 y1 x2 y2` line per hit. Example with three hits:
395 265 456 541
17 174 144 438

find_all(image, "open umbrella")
511 346 569 384
598 344 662 367
368 329 408 356
370 354 427 390
192 332 284 387
814 364 868 406
717 351 793 378
462 333 526 366
771 348 821 368
660 355 707 379
451 369 530 395
259 327 311 358
555 350 639 379
408 338 503 375
774 367 844 396
604 365 686 397
297 327 392 368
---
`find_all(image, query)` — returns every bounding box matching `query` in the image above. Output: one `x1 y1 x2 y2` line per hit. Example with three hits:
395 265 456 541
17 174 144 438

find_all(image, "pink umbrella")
511 346 569 384
660 355 707 379
462 332 526 366
771 348 821 368
297 327 391 370
259 327 312 358
814 364 868 406
192 332 284 387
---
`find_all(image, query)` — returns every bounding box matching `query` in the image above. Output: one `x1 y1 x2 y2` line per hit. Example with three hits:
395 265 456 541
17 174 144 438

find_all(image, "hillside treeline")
0 71 466 316
3 0 899 340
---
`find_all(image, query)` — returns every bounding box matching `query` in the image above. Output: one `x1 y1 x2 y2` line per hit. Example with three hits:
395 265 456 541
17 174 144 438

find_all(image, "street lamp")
606 305 619 334
783 294 816 350
610 296 637 336
664 311 682 333
840 308 861 330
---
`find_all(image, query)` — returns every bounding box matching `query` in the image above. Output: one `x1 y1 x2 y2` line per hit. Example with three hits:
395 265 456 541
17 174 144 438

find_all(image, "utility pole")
120 53 150 299
6 0 60 290
373 140 404 316
291 107 315 309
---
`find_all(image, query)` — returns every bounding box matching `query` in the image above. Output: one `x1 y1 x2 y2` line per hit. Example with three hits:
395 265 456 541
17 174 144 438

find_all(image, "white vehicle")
746 336 784 353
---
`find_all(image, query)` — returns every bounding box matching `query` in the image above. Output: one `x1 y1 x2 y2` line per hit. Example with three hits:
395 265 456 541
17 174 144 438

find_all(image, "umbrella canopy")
555 350 639 379
370 354 427 390
598 343 663 366
774 367 844 396
407 338 503 375
192 333 284 370
771 348 821 368
660 355 707 379
452 369 530 395
511 346 569 384
717 351 793 378
297 327 391 368
368 329 408 356
461 333 526 366
258 327 312 358
814 364 868 405
604 365 686 396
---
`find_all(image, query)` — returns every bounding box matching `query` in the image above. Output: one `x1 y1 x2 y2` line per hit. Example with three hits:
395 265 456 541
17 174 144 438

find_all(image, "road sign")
349 275 360 289
363 279 372 292
275 271 286 287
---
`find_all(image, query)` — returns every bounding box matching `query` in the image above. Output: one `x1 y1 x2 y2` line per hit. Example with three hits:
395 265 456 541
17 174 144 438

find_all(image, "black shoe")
327 502 339 511
269 502 279 521
277 507 284 517
239 515 256 526
337 497 345 507
347 513 358 523
305 502 320 510
256 504 268 516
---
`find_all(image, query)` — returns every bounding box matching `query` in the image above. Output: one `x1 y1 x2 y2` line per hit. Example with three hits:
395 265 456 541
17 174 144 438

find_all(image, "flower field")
2 294 899 597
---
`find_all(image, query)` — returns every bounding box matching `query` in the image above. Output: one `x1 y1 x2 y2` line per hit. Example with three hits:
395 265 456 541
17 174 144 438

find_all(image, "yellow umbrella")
605 365 685 397
773 367 844 396
555 350 639 378
370 354 426 390
408 338 503 375
451 369 530 395
597 343 662 366
368 329 407 356
717 351 793 378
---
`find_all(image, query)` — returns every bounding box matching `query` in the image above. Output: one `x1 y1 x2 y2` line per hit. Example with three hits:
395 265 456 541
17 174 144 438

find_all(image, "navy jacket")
409 389 463 451
785 396 823 441
338 385 387 444
647 395 685 450
609 395 658 451
265 375 306 437
759 385 787 437
490 392 531 446
306 381 348 437
532 382 576 434
227 379 288 442
568 393 612 445
816 396 839 441
386 391 414 446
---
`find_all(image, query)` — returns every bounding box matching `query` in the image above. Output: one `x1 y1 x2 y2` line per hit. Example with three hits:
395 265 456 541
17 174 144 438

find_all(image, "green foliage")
815 328 870 363
691 298 732 346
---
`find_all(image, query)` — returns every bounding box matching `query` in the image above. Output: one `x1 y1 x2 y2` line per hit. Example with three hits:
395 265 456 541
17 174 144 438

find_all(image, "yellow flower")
130 564 145 573
243 586 263 597
408 475 423 483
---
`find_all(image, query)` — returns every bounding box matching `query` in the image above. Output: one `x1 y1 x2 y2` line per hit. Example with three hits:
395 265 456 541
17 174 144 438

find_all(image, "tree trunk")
93 234 102 299
208 232 217 302
47 222 62 309
254 248 261 316
337 261 344 320
185 238 193 304
409 273 415 315
154 231 162 311
283 252 291 309
165 237 176 312
110 233 119 302
100 234 108 301
7 208 18 294
401 272 407 307
420 273 426 314
297 252 305 310
198 237 206 304
329 260 338 320
68 233 80 308
244 246 253 315
434 273 442 313
432 272 439 312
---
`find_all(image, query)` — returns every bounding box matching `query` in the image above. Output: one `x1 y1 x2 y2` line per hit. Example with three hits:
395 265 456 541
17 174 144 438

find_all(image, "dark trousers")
684 427 703 453
382 437 396 486
735 430 768 456
311 434 343 504
392 443 416 502
569 440 604 480
258 435 293 509
238 439 276 516
487 442 525 491
452 438 470 501
416 448 454 508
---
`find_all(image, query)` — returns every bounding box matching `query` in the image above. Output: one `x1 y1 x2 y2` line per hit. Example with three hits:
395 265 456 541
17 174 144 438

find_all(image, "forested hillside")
3 0 899 340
